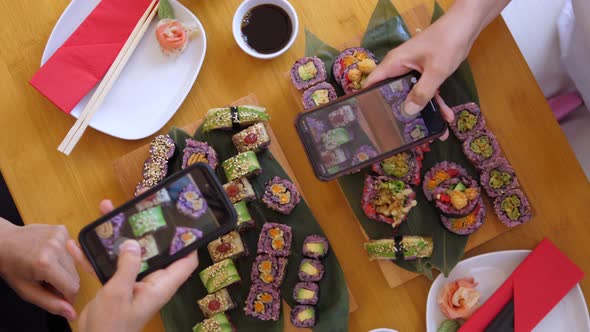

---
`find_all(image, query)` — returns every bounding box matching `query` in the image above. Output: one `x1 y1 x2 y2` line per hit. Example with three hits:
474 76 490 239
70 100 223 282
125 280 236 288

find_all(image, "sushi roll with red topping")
479 157 519 197
257 223 292 257
462 130 501 169
207 231 246 263
494 189 532 227
197 289 235 318
332 47 377 81
371 151 421 185
433 176 481 218
361 176 417 227
302 82 337 110
422 162 469 201
182 139 218 170
440 198 486 235
449 102 486 141
261 177 301 215
290 57 327 90
231 123 271 153
223 177 255 204
244 284 281 321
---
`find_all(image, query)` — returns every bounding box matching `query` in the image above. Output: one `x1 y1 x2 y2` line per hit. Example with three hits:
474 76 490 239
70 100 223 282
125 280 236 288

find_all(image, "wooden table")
1 0 589 331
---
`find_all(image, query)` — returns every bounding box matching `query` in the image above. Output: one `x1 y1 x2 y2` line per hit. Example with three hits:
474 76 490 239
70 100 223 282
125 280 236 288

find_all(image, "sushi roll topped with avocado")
290 56 327 90
480 157 519 197
371 150 421 185
433 176 481 218
494 189 532 227
450 102 486 141
462 129 501 169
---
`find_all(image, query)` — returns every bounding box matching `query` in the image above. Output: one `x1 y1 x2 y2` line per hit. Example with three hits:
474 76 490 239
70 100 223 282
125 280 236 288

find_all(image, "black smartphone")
295 72 447 181
79 163 236 284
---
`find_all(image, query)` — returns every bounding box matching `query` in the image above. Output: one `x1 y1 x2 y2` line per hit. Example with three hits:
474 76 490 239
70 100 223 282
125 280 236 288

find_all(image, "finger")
402 68 447 116
56 257 80 303
38 256 80 304
17 280 77 321
99 199 115 215
106 240 142 297
363 49 413 88
66 239 97 278
440 129 450 141
434 93 455 123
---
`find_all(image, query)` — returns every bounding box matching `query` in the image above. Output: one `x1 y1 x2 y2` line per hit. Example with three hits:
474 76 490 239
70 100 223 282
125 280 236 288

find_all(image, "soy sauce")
241 4 293 54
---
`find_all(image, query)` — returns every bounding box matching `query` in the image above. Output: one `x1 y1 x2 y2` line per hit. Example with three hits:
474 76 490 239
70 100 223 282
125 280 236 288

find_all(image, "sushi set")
113 94 356 332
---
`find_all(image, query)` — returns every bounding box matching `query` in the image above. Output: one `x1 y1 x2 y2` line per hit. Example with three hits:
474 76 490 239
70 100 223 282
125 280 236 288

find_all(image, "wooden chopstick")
58 0 159 155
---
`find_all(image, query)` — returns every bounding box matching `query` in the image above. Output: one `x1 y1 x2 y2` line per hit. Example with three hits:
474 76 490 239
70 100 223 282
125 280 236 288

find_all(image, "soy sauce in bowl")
241 4 293 54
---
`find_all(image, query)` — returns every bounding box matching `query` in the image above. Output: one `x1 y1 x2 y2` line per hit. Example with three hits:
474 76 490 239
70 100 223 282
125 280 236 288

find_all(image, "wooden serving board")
113 94 357 331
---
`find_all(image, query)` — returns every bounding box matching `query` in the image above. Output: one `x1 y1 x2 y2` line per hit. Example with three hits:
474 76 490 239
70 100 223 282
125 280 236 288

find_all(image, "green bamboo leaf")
304 29 344 96
158 0 175 20
361 0 411 60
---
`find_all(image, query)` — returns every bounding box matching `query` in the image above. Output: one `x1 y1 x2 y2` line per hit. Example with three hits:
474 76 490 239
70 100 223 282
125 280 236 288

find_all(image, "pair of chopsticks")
58 0 160 155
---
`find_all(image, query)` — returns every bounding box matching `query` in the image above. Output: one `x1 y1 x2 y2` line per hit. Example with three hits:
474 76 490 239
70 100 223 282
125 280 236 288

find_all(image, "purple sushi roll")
371 150 421 185
262 177 301 215
362 176 417 227
290 56 327 90
328 104 356 127
404 118 429 142
450 102 486 141
480 157 520 197
182 139 218 170
95 213 125 257
392 101 419 123
380 78 411 103
290 305 316 328
244 283 281 321
440 198 486 235
351 145 378 166
302 235 329 259
250 254 288 287
302 82 337 110
257 222 292 257
304 116 329 143
433 176 481 218
176 183 208 219
422 161 469 201
149 134 175 159
462 129 501 169
293 282 319 305
332 47 377 81
494 189 532 227
135 157 169 196
298 258 324 282
320 147 350 169
169 226 204 255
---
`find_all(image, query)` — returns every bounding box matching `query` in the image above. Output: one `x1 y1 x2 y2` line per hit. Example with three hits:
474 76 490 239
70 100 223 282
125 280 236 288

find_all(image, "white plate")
41 0 206 140
426 250 590 332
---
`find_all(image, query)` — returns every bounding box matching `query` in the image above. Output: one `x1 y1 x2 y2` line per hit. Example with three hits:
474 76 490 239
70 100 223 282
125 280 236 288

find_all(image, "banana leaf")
160 125 349 332
305 1 480 278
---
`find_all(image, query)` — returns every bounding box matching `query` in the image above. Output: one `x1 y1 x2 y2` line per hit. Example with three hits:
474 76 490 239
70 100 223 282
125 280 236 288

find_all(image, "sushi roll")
149 134 176 159
400 236 435 260
222 151 262 181
169 227 203 255
290 305 316 328
135 157 170 196
231 123 271 153
304 116 329 143
302 82 337 110
197 289 235 318
250 254 288 287
257 222 292 257
199 259 241 294
371 151 421 185
440 198 486 235
361 176 417 227
138 235 159 261
328 104 356 127
392 101 419 123
203 106 269 132
290 56 327 90
223 177 255 204
135 189 172 211
234 201 255 230
339 61 376 94
128 206 167 237
320 148 350 169
95 213 125 257
403 118 429 142
494 189 532 227
322 128 353 150
298 259 324 282
244 283 281 321
176 183 208 219
182 139 218 170
479 157 519 197
422 162 469 201
450 102 486 141
261 177 301 215
302 235 329 259
351 145 378 166
207 231 246 263
380 78 411 103
192 313 235 332
332 47 377 81
364 236 434 260
293 282 319 305
462 130 501 169
433 176 481 218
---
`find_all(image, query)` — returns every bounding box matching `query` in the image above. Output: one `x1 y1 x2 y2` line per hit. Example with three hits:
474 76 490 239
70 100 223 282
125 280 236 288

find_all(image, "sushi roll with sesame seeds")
257 223 292 257
293 282 319 305
222 151 261 181
328 104 357 127
441 198 486 235
479 157 519 197
199 259 241 294
433 176 481 218
302 82 337 110
95 213 125 258
290 305 317 328
422 162 469 201
450 102 486 141
182 139 218 170
494 189 532 227
290 56 327 90
404 118 429 142
135 135 175 196
192 313 235 332
261 177 301 215
207 231 246 263
149 134 175 159
250 254 288 287
371 151 421 185
462 130 501 169
364 236 434 260
176 183 208 219
361 176 417 227
244 283 281 321
169 227 203 255
231 123 271 153
223 177 256 204
197 289 235 318
202 106 269 132
351 145 378 166
380 78 411 103
128 206 167 237
332 47 377 81
298 258 324 282
234 201 255 231
302 235 329 259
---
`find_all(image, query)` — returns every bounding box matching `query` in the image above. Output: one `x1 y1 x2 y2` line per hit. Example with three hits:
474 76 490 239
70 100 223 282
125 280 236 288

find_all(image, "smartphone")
79 163 236 284
295 72 447 181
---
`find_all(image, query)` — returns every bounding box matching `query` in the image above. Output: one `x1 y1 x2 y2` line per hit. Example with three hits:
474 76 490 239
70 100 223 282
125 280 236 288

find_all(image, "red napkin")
459 239 584 332
30 0 153 113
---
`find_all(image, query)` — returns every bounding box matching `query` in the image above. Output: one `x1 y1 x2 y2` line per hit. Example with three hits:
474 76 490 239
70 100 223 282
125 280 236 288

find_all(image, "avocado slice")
453 182 466 192
301 262 319 276
364 239 396 260
297 288 316 300
298 61 318 81
311 90 329 105
297 308 315 321
305 243 325 255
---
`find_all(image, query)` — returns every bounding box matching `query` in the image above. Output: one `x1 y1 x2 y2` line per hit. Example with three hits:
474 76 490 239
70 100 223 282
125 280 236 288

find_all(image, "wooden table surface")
1 0 589 331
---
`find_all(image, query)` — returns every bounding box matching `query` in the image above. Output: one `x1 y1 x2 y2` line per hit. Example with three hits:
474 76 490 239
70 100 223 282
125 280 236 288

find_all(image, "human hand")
0 221 79 321
67 200 199 332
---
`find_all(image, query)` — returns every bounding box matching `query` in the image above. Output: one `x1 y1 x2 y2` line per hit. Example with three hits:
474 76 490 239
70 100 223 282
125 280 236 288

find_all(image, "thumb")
402 68 446 116
363 49 411 88
107 240 142 295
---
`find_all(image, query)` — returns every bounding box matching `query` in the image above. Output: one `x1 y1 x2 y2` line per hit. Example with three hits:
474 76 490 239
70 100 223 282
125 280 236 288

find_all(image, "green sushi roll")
222 151 261 181
192 313 234 332
364 236 433 260
203 106 269 132
199 259 241 294
128 206 167 237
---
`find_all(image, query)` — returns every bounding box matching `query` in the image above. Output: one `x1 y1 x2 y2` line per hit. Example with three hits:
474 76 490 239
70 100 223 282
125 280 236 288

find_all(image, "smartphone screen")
79 164 236 283
295 72 446 180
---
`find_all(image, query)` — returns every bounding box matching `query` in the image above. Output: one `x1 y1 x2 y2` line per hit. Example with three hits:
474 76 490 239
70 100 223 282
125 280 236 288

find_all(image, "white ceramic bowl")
232 0 299 59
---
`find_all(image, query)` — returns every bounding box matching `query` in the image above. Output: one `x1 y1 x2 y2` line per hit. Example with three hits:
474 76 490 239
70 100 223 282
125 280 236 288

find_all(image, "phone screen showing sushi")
79 163 237 284
295 72 447 181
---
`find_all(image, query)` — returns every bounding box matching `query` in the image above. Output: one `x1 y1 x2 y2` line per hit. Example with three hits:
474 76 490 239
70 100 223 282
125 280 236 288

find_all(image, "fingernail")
62 308 75 321
119 240 141 256
402 101 421 116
